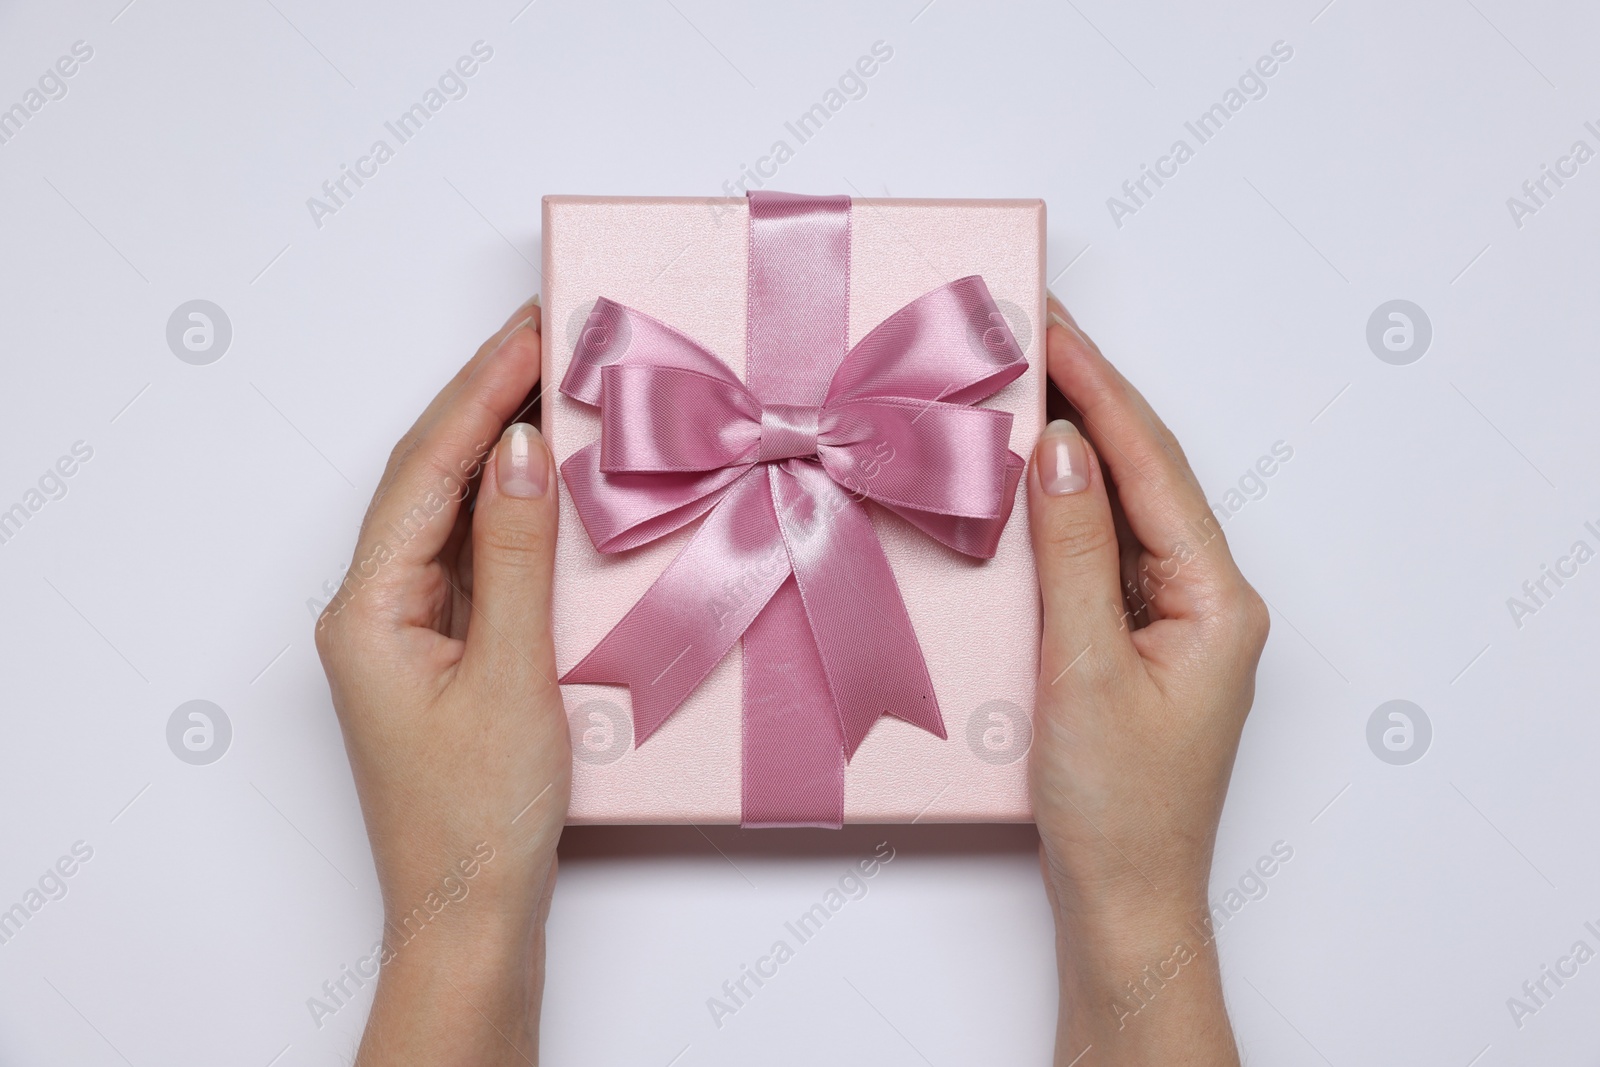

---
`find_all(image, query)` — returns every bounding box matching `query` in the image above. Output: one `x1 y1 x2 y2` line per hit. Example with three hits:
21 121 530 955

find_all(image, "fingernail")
1052 312 1095 354
498 423 548 498
1046 291 1096 351
494 316 536 355
1046 290 1071 332
505 294 540 324
1038 419 1089 495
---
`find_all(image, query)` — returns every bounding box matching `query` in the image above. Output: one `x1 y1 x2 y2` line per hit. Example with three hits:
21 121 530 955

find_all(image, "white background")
1 1 1597 1064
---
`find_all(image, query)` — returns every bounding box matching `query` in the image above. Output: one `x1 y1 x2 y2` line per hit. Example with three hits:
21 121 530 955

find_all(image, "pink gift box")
542 194 1044 824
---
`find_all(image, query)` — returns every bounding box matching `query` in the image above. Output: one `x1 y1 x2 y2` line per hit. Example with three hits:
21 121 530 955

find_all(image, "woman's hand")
314 297 569 1066
1029 294 1269 1065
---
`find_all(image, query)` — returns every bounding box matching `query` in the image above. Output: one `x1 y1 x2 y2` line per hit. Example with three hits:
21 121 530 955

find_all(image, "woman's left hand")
314 297 569 1065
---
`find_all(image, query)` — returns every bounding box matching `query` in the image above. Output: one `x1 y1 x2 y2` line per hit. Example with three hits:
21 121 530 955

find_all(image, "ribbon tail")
741 580 845 828
770 461 946 758
560 469 791 743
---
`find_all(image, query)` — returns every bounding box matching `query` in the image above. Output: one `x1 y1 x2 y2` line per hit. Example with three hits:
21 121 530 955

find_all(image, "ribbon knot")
557 191 1029 827
757 405 820 463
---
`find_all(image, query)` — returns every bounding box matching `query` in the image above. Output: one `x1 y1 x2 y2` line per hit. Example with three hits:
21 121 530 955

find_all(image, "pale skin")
315 293 1267 1065
1031 293 1267 1065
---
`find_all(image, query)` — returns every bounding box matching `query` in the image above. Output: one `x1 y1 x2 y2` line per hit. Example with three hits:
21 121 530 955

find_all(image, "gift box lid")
543 194 1044 824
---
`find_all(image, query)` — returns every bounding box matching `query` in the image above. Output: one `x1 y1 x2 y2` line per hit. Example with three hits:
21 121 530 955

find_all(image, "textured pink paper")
544 195 1044 824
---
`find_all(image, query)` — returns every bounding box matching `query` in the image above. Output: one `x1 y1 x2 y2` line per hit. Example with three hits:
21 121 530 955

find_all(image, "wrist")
1043 858 1211 945
376 838 556 954
357 851 556 1067
1049 895 1237 1066
360 911 546 1066
378 889 543 975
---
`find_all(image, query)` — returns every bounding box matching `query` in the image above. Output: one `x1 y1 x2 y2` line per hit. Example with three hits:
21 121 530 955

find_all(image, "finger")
355 319 542 577
417 298 543 443
1044 297 1248 614
1050 294 1195 473
461 423 560 689
366 297 542 516
1029 418 1140 690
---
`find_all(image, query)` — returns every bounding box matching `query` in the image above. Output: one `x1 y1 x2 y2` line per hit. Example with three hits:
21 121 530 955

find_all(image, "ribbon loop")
598 364 761 474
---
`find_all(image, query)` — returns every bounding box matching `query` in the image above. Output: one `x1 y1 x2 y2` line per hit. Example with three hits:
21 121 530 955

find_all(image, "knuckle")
387 429 489 503
1218 584 1270 650
1159 432 1193 474
476 514 552 564
1043 636 1124 692
1076 646 1122 689
1038 505 1116 563
312 611 336 658
1245 596 1271 647
385 433 423 479
313 570 393 661
418 448 475 503
313 602 353 663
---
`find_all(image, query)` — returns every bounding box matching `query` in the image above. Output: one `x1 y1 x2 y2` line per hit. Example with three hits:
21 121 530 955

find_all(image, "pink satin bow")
558 191 1026 827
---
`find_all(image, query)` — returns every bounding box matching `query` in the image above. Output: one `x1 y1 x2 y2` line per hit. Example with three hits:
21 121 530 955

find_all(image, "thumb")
463 421 561 689
1029 418 1137 688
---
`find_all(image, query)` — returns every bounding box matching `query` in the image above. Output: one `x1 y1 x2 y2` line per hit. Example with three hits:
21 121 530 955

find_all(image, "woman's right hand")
1027 294 1269 1065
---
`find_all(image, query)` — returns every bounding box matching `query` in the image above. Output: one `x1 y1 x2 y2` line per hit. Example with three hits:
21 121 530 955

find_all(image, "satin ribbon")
558 191 1027 827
